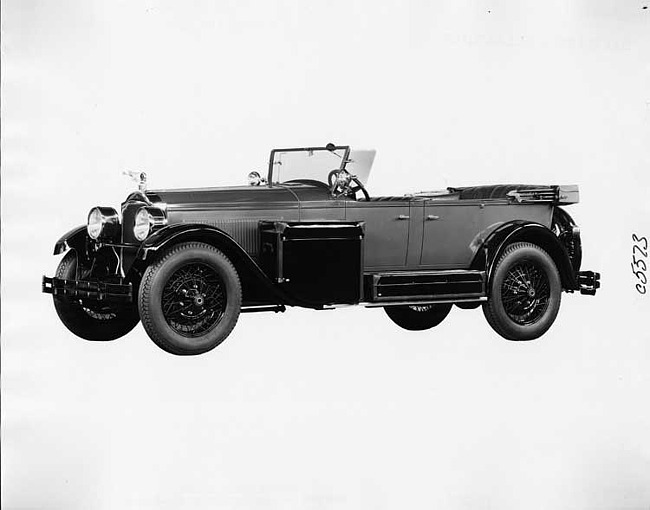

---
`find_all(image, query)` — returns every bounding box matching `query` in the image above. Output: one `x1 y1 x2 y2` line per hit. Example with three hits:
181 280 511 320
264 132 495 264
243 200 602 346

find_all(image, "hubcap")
161 263 226 337
501 261 550 325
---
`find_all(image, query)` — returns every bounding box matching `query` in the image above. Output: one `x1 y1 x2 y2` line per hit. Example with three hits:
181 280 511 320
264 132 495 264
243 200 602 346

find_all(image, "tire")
53 251 140 341
384 303 452 331
455 301 481 310
482 242 561 341
138 242 242 355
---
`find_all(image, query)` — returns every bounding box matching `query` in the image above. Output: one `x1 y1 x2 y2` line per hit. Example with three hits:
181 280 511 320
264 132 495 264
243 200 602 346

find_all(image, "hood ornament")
123 170 147 192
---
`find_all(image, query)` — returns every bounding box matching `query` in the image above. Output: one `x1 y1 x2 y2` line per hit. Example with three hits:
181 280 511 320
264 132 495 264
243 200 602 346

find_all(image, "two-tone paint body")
42 144 600 354
52 179 584 310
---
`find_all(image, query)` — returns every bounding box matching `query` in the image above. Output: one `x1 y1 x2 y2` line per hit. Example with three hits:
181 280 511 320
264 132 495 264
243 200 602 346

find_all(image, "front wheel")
483 242 561 341
384 303 452 331
53 251 140 341
138 242 242 355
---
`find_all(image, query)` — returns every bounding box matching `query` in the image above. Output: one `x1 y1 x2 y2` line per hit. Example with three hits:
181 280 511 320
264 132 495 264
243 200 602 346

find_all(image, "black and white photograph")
2 1 649 508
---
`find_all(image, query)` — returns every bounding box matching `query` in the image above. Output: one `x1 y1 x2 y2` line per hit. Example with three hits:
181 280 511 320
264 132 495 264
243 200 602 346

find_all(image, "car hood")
146 185 302 208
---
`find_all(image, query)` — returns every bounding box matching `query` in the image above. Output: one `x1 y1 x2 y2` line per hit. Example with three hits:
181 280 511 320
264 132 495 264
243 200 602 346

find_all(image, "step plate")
372 270 486 302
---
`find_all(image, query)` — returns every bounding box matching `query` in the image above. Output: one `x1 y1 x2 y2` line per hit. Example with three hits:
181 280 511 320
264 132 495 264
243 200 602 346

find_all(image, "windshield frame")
267 145 351 187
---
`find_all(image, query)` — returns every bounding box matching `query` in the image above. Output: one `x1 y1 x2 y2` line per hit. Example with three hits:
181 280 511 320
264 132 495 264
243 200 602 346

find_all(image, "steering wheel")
327 169 370 201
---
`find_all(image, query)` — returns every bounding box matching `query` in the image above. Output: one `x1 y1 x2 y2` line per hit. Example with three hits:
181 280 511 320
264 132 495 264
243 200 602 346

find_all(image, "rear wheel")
53 251 140 341
483 242 561 340
138 242 242 355
384 303 452 331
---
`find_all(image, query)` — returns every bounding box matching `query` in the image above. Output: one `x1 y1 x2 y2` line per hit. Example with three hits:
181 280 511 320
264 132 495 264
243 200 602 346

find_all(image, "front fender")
130 223 318 308
471 221 578 291
52 225 97 267
53 225 87 255
136 224 246 264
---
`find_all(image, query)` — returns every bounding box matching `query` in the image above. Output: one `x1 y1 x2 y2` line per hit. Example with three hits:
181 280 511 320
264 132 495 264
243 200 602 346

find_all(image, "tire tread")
53 251 140 341
482 241 561 341
138 242 241 355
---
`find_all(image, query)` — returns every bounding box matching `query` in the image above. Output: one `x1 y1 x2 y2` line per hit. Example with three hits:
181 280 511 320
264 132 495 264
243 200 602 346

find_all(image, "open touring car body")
43 144 600 355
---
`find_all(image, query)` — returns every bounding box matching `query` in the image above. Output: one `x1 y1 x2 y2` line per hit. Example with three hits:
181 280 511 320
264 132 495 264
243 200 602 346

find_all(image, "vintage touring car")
42 144 600 355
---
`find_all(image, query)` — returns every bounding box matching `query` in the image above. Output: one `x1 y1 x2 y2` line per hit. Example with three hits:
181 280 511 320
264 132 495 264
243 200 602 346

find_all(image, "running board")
371 270 486 302
364 297 486 308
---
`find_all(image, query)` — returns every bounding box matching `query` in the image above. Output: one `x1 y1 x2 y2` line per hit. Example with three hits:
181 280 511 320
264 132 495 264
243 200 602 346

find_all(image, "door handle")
426 215 440 221
397 214 410 220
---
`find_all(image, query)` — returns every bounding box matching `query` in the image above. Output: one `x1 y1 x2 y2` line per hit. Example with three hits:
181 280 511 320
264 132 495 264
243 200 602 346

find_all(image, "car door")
346 199 411 270
419 200 481 269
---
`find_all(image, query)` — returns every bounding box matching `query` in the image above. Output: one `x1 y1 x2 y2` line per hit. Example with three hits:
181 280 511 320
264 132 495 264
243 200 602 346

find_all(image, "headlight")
248 171 262 186
87 207 120 240
134 208 151 241
133 207 167 241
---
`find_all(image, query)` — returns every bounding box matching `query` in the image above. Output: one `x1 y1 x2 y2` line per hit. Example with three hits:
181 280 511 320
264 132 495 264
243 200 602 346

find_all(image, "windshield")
268 146 376 186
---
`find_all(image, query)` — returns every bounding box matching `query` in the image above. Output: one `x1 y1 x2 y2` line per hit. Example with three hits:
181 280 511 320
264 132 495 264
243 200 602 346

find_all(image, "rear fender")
471 221 578 291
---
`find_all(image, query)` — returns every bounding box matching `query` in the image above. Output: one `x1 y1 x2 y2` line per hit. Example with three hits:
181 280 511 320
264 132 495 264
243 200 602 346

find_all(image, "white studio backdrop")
2 1 649 508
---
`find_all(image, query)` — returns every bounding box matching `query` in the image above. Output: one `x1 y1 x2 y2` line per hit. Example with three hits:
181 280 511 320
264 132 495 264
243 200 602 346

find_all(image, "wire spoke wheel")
408 304 434 313
501 261 550 325
385 302 452 331
81 303 118 321
52 251 140 341
161 262 227 337
482 242 561 341
138 242 242 355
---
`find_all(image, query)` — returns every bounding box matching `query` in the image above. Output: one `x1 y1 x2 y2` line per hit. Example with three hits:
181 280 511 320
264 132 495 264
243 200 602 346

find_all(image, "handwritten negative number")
632 233 648 294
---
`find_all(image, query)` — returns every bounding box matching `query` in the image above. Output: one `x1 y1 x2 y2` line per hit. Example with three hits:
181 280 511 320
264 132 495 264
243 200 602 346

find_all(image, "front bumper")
577 270 600 295
42 276 133 303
